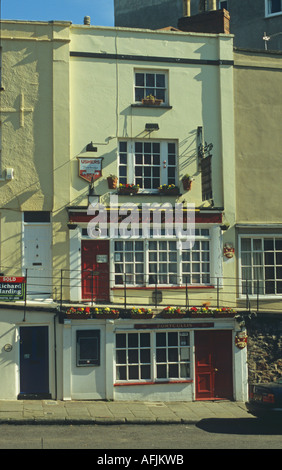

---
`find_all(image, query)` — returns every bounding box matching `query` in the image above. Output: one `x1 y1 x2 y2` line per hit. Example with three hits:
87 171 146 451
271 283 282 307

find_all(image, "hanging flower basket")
182 176 194 191
158 184 179 195
118 184 139 195
107 175 118 189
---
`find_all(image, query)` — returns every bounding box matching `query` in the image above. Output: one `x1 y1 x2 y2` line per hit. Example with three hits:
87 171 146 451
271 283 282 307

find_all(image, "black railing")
0 266 281 313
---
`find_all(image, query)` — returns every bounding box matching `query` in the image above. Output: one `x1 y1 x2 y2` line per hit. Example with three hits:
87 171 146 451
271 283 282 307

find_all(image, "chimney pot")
84 16 91 25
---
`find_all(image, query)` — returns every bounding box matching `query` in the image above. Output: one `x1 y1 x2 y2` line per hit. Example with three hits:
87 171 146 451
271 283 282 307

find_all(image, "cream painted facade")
234 48 282 312
0 21 250 402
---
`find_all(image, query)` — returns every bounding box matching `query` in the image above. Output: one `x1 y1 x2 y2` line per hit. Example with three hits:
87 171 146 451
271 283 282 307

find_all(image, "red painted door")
195 330 233 400
81 240 110 302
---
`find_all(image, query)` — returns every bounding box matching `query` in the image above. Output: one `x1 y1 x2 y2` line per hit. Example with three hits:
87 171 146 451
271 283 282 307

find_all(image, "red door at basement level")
195 330 233 400
81 240 110 302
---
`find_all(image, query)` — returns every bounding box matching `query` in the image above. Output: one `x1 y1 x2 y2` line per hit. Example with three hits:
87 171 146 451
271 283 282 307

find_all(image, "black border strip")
70 51 234 66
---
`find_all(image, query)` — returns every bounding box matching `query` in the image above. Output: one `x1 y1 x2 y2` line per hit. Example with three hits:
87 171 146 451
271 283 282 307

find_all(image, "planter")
159 188 179 196
189 313 214 318
92 313 120 319
214 313 236 318
130 313 154 319
107 176 118 189
142 98 163 106
182 178 192 191
118 187 139 195
65 314 91 319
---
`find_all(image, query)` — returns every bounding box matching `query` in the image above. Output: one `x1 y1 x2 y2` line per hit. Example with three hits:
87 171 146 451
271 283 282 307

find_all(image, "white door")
23 224 52 299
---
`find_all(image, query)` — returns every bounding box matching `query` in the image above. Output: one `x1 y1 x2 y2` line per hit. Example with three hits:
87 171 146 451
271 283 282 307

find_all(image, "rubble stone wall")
246 314 282 384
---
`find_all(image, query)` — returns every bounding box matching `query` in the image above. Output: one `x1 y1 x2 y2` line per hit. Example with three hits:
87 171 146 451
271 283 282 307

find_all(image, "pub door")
195 330 233 400
81 240 110 302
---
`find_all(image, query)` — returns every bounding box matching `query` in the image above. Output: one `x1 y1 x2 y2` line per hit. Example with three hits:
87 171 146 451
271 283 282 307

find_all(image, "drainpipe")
183 0 191 16
54 312 58 400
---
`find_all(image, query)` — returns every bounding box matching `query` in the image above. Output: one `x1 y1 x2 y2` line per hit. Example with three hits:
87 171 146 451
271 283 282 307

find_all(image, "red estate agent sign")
0 276 26 301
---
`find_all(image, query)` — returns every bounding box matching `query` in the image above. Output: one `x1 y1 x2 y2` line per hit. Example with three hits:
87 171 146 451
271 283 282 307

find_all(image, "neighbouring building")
0 17 248 401
114 0 282 50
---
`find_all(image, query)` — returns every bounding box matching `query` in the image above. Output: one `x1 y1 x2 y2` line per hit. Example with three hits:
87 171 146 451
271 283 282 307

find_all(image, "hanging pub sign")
78 157 103 183
0 276 26 301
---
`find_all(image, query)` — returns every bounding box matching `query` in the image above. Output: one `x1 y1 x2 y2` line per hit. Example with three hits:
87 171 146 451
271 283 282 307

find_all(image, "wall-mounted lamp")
88 176 100 206
86 141 98 152
67 223 78 230
145 123 159 131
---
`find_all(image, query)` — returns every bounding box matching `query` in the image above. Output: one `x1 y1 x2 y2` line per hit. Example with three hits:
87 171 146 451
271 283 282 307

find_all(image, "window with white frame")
266 0 282 15
240 236 282 295
115 331 191 383
118 140 176 191
134 70 167 104
113 229 211 287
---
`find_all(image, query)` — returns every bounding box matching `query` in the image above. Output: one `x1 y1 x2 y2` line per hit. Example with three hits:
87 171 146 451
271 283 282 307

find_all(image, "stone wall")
246 313 282 384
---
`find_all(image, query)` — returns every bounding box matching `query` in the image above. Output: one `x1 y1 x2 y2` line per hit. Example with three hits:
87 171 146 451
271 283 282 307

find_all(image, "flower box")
118 185 139 195
161 307 186 318
65 313 91 319
142 98 163 106
158 186 179 195
130 313 154 319
92 313 120 319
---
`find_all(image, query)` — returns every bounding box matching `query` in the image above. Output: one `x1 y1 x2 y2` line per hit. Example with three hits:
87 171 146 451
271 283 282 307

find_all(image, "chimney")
84 16 91 25
178 8 230 35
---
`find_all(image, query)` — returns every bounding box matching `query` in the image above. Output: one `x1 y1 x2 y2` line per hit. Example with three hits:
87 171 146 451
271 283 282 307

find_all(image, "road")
0 420 281 450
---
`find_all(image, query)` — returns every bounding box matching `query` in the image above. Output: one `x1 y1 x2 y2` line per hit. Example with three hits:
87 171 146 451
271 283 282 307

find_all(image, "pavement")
0 399 254 425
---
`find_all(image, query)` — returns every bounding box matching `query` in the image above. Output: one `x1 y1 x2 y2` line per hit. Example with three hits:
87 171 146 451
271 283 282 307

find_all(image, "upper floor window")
119 140 176 192
240 236 282 296
134 70 167 105
266 0 282 15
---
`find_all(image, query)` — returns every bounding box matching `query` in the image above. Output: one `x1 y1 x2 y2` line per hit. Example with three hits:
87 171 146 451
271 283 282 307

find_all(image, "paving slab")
0 400 254 425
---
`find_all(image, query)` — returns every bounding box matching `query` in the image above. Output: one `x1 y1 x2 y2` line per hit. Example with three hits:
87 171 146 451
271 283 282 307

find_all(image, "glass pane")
156 333 166 347
116 334 126 348
159 252 167 262
275 239 282 250
157 364 166 379
265 252 274 265
128 334 138 348
180 363 190 378
264 239 274 251
141 365 151 380
135 88 144 101
156 348 166 362
168 364 178 378
241 253 251 266
168 332 178 346
129 366 139 380
146 73 155 87
116 349 126 364
140 333 150 347
135 73 144 86
128 349 138 364
140 349 150 363
156 74 165 87
253 239 262 251
116 366 126 380
168 348 178 362
241 238 251 251
180 333 189 346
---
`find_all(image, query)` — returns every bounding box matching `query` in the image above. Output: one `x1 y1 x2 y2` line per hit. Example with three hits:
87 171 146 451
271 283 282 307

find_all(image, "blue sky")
0 0 114 26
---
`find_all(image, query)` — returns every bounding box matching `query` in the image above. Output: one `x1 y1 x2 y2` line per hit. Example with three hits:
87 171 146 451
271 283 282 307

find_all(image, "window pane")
135 73 144 86
116 350 126 364
141 365 151 379
156 333 166 347
168 364 178 378
140 333 150 347
157 364 166 378
128 334 138 348
116 334 126 348
156 348 166 362
241 238 251 251
129 366 139 380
